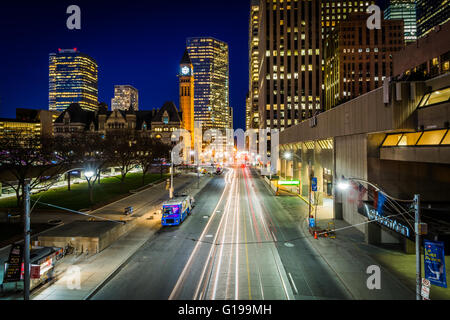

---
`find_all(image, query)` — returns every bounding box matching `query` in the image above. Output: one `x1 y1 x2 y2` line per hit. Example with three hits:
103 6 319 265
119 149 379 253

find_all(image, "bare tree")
78 134 109 205
104 130 137 184
135 136 170 186
0 131 71 211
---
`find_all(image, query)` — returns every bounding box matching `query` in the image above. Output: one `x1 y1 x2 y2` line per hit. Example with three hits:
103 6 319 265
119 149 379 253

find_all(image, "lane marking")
288 272 299 295
168 174 229 300
241 171 252 300
196 168 237 300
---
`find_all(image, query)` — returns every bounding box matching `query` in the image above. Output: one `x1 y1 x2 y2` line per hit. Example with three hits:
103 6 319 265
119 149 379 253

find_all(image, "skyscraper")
258 0 323 131
49 48 98 112
321 0 375 40
325 12 404 109
384 0 417 43
186 37 230 131
247 0 260 131
111 85 139 111
417 0 450 38
179 49 195 142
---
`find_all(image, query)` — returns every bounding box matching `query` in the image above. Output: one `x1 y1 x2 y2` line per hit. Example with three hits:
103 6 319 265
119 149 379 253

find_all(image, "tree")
77 134 109 205
0 131 71 211
135 136 170 186
104 130 137 184
154 140 171 178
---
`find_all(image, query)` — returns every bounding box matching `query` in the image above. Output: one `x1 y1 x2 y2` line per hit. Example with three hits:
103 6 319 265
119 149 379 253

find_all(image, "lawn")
0 173 169 211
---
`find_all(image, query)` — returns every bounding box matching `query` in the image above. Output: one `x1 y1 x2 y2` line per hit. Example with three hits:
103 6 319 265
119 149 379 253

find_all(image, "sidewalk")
262 175 416 300
1 173 212 300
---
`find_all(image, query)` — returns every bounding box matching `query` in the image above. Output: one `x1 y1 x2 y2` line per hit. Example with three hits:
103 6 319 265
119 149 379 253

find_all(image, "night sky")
0 0 388 130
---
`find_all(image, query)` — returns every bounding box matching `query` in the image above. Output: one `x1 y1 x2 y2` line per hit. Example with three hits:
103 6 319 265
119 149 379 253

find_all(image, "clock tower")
179 49 195 146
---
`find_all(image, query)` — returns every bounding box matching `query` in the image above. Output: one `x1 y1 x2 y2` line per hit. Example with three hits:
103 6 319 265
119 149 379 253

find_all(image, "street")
91 166 350 300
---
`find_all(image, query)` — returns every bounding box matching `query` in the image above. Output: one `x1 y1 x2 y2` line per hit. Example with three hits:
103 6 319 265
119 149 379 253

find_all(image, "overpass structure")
278 73 450 249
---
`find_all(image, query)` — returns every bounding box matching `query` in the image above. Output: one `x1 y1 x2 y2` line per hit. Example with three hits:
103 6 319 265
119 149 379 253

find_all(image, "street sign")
424 240 447 288
3 244 23 283
309 218 316 228
311 177 318 192
421 278 431 300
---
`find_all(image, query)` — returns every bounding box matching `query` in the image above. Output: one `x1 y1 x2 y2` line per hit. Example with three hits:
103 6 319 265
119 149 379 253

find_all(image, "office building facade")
186 37 230 131
384 0 417 43
49 48 98 112
247 0 261 131
417 0 450 38
111 85 139 111
258 0 323 131
321 0 375 40
325 13 404 109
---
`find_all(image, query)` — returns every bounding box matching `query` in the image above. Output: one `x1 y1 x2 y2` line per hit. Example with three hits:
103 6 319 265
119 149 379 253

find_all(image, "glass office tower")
417 0 450 38
384 0 417 43
186 37 230 131
111 85 139 111
49 48 98 112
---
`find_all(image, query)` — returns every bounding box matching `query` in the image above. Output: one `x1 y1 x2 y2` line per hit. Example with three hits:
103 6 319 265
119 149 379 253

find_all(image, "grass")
0 172 169 212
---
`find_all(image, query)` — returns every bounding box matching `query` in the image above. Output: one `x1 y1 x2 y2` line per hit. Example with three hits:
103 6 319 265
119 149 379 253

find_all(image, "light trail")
168 169 231 300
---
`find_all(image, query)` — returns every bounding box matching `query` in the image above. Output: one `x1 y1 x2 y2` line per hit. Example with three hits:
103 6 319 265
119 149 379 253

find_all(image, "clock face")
181 66 190 75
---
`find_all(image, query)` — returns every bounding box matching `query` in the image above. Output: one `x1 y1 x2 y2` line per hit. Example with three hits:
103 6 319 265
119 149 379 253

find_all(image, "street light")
84 171 95 179
22 166 86 300
170 149 174 199
338 176 422 300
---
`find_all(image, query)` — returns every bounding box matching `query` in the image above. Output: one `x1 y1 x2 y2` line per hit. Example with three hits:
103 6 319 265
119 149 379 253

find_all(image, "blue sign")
309 218 316 228
311 177 318 192
424 240 447 288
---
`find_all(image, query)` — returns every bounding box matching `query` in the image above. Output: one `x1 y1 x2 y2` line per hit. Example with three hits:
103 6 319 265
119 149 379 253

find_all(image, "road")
91 166 350 300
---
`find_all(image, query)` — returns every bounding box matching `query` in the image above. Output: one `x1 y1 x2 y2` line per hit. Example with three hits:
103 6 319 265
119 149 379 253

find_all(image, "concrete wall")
335 134 368 234
393 21 450 76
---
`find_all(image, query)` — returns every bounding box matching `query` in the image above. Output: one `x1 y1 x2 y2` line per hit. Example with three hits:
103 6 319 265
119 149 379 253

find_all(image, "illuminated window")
416 130 447 145
441 131 450 145
382 134 402 147
397 132 422 146
419 87 450 108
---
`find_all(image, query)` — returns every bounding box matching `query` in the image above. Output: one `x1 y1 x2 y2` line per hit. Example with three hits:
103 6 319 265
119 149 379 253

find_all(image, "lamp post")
283 151 302 194
191 150 199 189
23 180 30 300
170 149 174 199
337 176 421 300
22 167 85 300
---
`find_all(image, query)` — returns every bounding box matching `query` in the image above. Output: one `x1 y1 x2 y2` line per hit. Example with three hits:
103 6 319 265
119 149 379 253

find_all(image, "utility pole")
23 180 30 300
308 161 312 220
197 155 200 189
414 194 421 301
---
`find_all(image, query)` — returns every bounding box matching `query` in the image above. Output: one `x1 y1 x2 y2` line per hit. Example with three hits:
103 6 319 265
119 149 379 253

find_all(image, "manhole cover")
284 242 295 248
